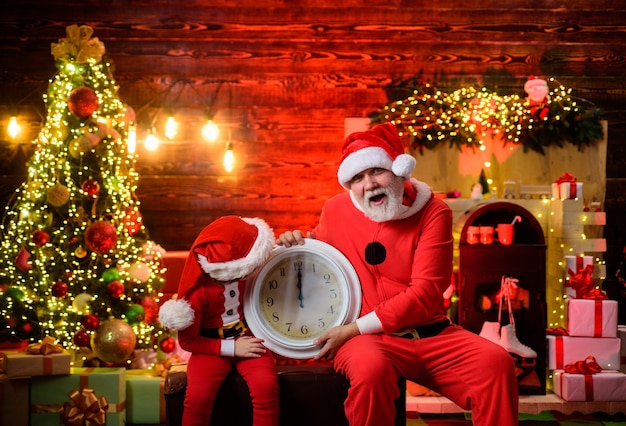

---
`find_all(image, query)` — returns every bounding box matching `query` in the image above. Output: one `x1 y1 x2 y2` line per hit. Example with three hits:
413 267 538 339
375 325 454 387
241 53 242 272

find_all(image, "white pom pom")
158 299 195 331
392 154 416 179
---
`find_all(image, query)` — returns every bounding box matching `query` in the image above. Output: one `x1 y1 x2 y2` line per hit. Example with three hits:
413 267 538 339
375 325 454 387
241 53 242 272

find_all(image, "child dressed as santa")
159 216 278 426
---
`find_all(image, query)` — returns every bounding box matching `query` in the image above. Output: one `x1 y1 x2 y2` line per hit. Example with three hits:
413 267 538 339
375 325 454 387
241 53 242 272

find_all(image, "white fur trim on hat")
158 298 195 331
337 146 393 188
197 217 274 282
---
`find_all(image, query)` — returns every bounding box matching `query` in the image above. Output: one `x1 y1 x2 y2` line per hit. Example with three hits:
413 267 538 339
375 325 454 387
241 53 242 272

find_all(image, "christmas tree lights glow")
0 25 166 364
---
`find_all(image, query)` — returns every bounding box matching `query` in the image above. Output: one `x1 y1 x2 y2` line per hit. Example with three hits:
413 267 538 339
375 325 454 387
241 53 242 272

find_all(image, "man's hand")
313 323 360 361
276 230 314 247
234 336 267 358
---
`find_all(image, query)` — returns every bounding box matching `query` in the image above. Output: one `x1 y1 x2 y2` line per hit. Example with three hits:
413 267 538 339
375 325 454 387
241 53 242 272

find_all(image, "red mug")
479 226 494 244
467 226 481 245
495 224 514 245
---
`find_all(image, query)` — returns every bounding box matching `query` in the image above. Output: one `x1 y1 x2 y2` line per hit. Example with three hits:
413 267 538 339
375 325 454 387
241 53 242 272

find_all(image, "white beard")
359 178 404 222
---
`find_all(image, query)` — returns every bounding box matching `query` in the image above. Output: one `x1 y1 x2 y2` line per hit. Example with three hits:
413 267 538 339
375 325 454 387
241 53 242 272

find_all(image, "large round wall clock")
243 239 361 359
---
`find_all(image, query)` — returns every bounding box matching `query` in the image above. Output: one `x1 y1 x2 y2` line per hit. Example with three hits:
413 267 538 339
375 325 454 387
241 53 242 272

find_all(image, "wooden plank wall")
1 0 626 275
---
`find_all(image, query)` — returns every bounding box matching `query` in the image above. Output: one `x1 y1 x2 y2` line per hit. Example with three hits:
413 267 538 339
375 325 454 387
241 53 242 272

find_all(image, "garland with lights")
372 78 604 155
0 25 173 364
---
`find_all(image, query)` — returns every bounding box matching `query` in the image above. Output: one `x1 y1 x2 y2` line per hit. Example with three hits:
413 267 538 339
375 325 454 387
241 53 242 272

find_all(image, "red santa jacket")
313 178 453 334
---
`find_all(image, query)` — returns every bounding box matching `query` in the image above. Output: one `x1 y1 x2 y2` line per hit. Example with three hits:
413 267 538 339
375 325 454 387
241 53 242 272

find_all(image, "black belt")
200 319 248 339
393 320 452 340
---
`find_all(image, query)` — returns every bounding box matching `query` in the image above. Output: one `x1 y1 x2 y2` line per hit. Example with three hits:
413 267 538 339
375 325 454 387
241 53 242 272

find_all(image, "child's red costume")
159 216 279 426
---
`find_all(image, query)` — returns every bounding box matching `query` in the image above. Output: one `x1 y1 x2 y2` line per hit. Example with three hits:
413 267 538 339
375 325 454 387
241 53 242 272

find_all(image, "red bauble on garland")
68 87 99 119
84 221 117 254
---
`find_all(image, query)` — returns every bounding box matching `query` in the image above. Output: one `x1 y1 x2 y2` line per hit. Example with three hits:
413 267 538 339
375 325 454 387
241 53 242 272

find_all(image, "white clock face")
244 239 361 359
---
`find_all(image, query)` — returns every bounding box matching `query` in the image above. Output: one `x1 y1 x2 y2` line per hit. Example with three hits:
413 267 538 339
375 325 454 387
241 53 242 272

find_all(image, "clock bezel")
243 239 361 359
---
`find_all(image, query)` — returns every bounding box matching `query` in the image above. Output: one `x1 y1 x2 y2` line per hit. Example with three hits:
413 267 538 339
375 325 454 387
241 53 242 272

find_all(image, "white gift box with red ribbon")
567 299 618 338
553 370 626 401
546 335 621 370
564 255 595 299
551 182 583 200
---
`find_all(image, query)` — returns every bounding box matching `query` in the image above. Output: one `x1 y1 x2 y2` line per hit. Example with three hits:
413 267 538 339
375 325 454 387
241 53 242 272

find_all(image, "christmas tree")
0 25 167 365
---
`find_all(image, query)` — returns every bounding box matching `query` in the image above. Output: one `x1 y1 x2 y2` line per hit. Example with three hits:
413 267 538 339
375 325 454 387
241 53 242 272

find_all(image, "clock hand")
297 268 304 308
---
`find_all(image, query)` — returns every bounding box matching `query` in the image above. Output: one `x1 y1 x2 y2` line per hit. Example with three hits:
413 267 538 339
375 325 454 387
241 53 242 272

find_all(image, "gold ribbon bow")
60 388 108 426
51 25 105 63
26 335 64 355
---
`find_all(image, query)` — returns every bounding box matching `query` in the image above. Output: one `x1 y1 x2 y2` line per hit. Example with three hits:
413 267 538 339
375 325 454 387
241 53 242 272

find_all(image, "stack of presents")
0 339 171 426
547 255 626 401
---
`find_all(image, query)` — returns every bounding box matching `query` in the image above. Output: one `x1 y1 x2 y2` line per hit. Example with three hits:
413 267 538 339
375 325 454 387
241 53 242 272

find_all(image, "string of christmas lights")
375 79 604 155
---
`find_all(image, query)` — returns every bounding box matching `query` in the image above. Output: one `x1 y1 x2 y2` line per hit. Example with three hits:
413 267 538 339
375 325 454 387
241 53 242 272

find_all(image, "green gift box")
126 370 166 424
31 367 126 426
1 374 29 426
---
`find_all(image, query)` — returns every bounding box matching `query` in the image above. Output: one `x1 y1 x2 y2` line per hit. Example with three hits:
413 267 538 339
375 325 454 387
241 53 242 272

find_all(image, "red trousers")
182 351 279 426
333 325 519 426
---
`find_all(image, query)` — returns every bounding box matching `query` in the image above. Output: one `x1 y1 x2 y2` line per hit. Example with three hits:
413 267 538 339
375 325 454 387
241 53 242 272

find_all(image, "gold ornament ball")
72 292 93 312
46 183 70 207
91 319 137 363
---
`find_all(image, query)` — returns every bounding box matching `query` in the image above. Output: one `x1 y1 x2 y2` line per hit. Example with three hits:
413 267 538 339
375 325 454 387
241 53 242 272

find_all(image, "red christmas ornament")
83 314 100 331
141 296 158 324
84 221 118 254
51 281 68 298
68 87 99 119
123 208 142 235
15 247 32 272
32 230 50 246
73 329 91 347
159 336 177 353
81 179 100 198
106 280 125 298
22 322 33 333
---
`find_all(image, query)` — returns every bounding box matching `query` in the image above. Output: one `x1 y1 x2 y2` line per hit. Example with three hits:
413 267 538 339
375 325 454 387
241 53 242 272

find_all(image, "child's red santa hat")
337 123 416 189
158 216 274 331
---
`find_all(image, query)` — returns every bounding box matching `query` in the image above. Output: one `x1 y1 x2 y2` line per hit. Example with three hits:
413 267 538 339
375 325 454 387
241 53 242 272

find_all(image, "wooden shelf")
406 393 626 415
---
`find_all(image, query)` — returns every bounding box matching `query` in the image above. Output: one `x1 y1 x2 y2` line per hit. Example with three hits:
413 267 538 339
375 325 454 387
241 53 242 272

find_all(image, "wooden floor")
406 393 626 416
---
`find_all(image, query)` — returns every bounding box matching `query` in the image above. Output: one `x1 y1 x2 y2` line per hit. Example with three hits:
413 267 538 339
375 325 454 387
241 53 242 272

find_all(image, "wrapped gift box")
3 351 71 378
31 367 126 426
553 370 626 401
552 181 583 200
0 374 29 426
567 299 618 338
126 370 165 424
564 255 595 299
546 335 621 370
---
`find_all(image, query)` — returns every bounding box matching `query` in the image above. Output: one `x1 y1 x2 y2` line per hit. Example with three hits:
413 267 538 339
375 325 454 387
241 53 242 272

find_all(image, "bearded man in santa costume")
278 123 519 426
159 216 278 426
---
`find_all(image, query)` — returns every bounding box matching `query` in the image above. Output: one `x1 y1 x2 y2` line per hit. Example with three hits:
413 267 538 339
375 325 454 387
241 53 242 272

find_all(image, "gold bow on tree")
51 25 105 63
60 388 108 426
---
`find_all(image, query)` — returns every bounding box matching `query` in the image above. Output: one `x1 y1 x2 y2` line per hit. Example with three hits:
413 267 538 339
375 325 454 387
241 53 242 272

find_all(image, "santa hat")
337 123 416 189
158 216 274 331
524 76 548 93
